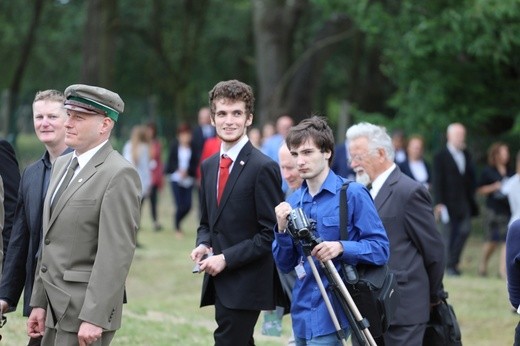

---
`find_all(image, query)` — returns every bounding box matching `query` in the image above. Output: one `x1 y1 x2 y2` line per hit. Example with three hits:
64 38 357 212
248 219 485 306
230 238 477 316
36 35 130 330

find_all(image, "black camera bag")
423 292 462 346
339 182 399 338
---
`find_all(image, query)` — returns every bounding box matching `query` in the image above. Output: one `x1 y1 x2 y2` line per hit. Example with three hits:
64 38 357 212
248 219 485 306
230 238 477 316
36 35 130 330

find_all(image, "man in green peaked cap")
28 84 141 346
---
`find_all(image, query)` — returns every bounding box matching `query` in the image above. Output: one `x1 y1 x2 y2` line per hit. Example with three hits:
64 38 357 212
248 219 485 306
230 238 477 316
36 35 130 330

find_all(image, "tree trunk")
81 0 117 88
285 14 352 123
6 0 45 143
252 0 307 126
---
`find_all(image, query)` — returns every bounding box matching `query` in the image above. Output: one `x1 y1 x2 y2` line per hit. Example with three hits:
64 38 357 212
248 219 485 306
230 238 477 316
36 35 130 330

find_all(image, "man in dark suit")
190 80 284 345
433 122 478 276
0 138 21 259
347 122 445 345
27 85 141 346
0 90 70 346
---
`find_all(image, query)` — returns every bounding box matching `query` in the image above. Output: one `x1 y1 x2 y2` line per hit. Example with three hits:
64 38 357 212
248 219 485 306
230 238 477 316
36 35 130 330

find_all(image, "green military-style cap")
63 84 124 122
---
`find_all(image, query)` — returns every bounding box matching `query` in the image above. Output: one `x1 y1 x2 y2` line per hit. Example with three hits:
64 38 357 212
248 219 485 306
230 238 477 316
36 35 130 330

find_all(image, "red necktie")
217 155 233 205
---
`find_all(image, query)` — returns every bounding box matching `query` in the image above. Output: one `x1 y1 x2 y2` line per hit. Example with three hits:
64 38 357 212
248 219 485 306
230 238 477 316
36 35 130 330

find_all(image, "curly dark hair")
208 80 255 118
285 116 335 166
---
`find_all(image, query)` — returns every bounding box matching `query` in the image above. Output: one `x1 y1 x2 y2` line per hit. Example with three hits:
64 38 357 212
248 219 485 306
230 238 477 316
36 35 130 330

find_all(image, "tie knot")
220 155 233 168
69 157 79 170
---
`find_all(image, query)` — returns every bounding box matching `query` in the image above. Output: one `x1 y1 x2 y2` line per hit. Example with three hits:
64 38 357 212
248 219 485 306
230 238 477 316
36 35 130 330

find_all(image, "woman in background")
398 135 431 190
477 142 513 279
165 123 197 238
123 125 152 202
123 125 152 247
147 122 164 231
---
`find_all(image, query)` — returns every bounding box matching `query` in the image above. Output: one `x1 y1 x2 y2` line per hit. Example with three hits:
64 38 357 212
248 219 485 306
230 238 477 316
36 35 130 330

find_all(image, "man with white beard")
346 122 445 345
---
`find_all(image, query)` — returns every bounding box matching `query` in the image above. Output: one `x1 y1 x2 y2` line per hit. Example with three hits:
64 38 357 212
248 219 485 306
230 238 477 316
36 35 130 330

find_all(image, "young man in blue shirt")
273 116 389 345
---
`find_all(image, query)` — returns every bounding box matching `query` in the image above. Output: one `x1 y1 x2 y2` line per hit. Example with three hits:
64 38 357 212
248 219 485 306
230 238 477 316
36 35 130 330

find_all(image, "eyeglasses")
348 152 372 165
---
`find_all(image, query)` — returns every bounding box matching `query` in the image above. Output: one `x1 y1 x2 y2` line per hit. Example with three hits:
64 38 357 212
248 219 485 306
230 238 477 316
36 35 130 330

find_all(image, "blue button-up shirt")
273 170 389 340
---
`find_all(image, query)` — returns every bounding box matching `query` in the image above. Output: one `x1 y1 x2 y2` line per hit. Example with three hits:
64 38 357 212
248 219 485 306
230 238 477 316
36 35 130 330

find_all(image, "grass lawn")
1 188 517 345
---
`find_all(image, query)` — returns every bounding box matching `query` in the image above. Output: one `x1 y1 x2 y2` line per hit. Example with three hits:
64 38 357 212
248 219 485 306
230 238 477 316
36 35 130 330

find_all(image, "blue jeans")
295 329 350 346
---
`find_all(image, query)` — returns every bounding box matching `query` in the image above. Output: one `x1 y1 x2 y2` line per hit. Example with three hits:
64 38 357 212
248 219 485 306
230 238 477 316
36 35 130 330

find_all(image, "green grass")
2 134 518 344
2 189 517 345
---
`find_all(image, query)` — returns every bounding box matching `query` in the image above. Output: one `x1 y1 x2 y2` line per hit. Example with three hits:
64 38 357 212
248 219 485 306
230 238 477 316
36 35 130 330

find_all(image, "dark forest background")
1 0 519 163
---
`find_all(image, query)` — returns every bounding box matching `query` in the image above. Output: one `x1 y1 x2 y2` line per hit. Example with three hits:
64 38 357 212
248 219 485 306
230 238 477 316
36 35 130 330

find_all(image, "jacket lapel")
214 142 252 221
374 166 400 210
47 143 113 228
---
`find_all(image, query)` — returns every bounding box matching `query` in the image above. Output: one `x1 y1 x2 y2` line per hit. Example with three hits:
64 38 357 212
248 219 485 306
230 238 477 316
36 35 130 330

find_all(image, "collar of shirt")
41 150 52 169
370 163 396 199
219 135 249 171
74 139 109 175
298 170 337 205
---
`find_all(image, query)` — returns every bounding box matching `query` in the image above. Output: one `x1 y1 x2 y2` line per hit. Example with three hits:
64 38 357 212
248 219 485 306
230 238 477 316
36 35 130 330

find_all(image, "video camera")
286 208 320 250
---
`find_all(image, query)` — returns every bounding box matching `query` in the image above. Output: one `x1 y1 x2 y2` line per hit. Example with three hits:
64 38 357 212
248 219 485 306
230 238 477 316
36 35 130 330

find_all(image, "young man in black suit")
190 80 284 345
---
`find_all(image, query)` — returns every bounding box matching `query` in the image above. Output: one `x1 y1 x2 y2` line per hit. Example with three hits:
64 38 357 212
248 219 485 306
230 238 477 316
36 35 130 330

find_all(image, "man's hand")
311 241 344 262
275 202 292 232
190 244 212 262
78 321 103 346
27 307 46 338
199 254 226 276
0 300 9 314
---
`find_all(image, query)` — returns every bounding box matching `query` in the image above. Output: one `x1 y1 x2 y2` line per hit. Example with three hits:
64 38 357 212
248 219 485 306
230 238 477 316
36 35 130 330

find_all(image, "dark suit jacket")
433 147 478 219
0 149 71 316
331 142 355 180
374 166 445 325
196 141 284 310
0 139 21 259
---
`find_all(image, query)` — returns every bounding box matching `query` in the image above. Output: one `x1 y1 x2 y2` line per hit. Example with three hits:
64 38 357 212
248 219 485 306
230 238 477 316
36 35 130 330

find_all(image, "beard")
355 171 371 187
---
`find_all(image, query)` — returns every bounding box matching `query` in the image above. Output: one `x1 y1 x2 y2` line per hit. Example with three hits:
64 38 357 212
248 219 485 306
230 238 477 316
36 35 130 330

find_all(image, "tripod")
302 241 377 346
286 207 377 345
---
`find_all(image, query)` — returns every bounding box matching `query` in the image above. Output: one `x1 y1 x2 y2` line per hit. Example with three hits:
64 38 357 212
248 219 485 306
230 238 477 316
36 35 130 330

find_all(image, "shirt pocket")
320 216 340 240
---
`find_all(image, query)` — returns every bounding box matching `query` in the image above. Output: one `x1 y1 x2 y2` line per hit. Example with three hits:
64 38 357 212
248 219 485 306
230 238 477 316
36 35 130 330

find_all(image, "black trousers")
214 295 260 346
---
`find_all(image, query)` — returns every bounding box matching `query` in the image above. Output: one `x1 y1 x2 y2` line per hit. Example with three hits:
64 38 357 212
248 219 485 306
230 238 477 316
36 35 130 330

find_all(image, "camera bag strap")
339 182 360 284
339 182 350 241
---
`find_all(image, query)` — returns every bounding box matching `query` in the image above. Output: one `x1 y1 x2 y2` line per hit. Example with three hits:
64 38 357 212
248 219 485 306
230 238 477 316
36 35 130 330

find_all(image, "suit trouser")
443 215 471 269
382 323 426 346
41 326 115 346
214 295 260 346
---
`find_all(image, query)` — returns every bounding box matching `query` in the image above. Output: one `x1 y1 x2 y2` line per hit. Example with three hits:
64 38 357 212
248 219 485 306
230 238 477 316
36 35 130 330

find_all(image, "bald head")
447 123 466 150
278 143 303 190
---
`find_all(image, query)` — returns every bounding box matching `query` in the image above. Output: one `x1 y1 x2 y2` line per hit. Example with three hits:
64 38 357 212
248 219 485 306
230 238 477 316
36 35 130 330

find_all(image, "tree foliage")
0 0 518 152
345 0 520 144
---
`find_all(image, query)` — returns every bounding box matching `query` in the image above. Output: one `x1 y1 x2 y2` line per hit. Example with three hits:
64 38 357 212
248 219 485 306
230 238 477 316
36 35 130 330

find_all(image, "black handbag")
339 182 399 338
423 292 462 346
